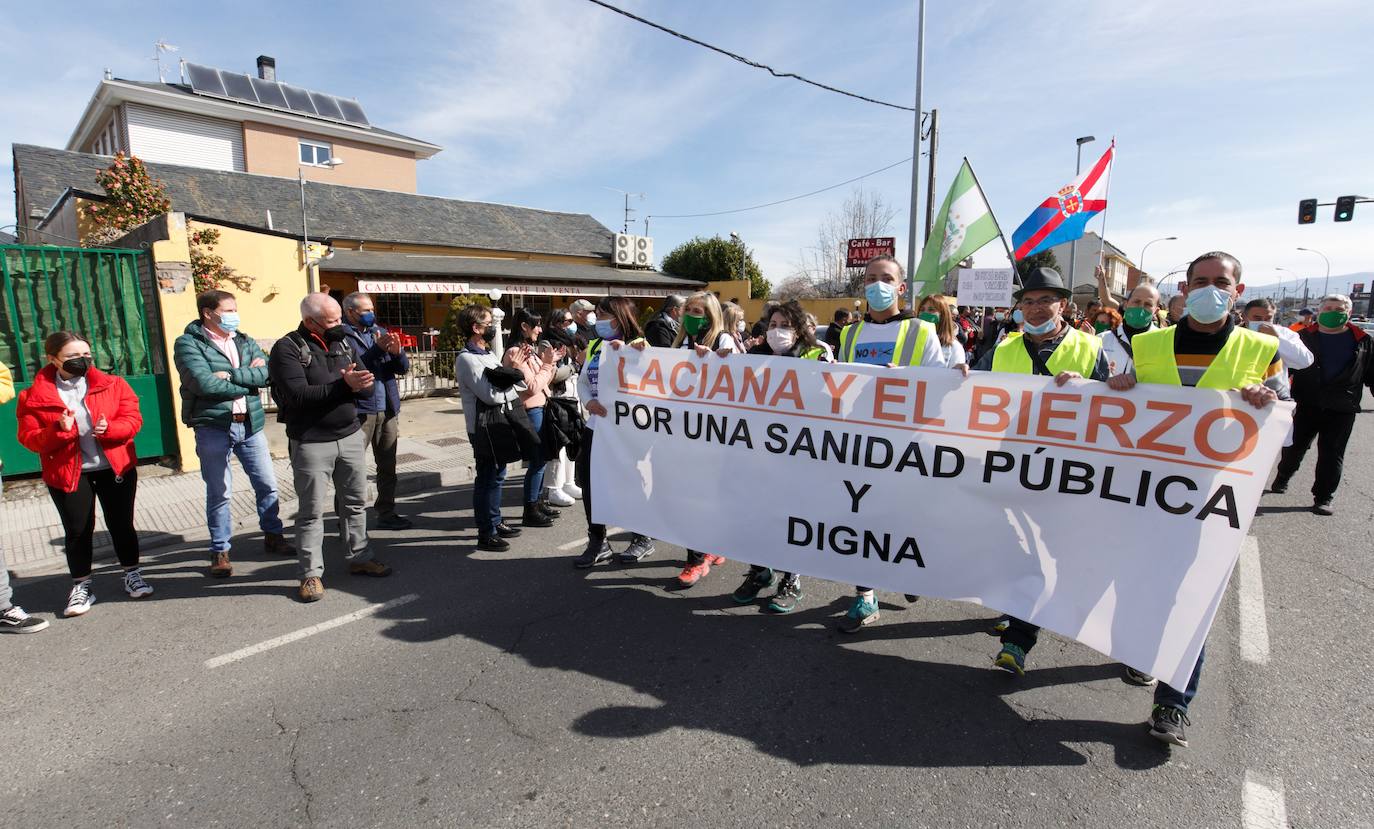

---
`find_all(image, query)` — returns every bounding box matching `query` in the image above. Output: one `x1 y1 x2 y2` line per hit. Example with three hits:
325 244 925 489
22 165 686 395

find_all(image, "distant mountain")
1247 272 1374 301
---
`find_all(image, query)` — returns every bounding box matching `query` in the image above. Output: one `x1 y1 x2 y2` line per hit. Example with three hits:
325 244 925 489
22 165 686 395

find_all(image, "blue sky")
3 0 1371 292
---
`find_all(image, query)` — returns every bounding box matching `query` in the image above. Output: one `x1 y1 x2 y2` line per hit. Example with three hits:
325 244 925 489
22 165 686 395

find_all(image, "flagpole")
1096 139 1117 265
962 157 1022 288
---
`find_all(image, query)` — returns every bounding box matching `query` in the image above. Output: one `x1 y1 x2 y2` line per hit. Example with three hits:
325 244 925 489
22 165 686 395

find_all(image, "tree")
82 153 171 247
189 227 254 294
1015 249 1060 278
660 235 769 300
434 294 493 378
772 273 819 302
791 187 899 297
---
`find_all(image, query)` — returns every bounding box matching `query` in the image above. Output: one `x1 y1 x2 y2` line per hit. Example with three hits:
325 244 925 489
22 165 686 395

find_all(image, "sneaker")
563 483 583 500
376 513 413 530
574 539 613 569
837 595 879 633
1148 705 1190 747
209 551 233 578
615 536 655 564
123 569 154 599
495 522 522 538
348 560 392 577
767 577 803 614
674 561 712 589
987 615 1011 635
0 605 49 633
1313 500 1335 516
298 577 324 603
994 643 1026 676
708 554 726 566
904 594 921 603
1123 666 1158 686
264 532 296 557
545 486 575 508
1268 476 1289 494
477 535 511 552
732 569 775 603
64 580 95 617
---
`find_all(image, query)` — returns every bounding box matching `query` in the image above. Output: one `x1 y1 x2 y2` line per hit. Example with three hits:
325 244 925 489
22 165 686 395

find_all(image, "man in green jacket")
174 289 293 578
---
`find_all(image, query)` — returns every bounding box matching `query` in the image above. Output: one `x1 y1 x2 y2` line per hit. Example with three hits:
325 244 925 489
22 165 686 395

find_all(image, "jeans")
522 406 547 505
0 483 11 609
47 467 140 580
359 411 401 515
1276 405 1357 502
290 430 371 580
1155 646 1204 712
470 434 508 536
195 423 283 556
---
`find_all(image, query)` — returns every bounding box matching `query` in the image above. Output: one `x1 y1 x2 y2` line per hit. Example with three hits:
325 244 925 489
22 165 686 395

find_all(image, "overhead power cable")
649 156 912 220
584 0 923 115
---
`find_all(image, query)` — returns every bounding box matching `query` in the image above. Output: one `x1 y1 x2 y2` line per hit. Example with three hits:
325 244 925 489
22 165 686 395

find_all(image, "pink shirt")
206 326 247 415
502 346 555 409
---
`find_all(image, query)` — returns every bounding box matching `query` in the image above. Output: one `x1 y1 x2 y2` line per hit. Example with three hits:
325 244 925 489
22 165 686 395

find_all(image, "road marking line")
204 593 420 669
1238 536 1270 664
557 527 623 551
1243 771 1289 829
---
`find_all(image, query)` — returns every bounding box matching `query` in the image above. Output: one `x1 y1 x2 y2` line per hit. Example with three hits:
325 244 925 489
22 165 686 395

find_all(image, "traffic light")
1335 195 1356 222
1298 198 1317 224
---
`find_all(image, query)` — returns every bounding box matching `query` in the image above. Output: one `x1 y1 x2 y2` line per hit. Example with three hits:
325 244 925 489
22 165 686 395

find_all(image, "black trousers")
1276 406 1357 502
48 467 140 580
575 427 601 538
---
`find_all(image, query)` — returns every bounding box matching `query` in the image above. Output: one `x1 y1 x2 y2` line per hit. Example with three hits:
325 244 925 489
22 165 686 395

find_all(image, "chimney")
256 55 276 81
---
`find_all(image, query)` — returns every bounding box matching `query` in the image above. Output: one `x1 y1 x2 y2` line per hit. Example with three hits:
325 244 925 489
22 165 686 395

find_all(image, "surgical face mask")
994 311 1006 321
682 313 707 337
1123 307 1154 329
216 311 240 333
594 319 617 340
1318 310 1350 328
565 323 578 336
1012 309 1025 325
736 321 747 333
766 328 796 353
61 356 91 377
1023 317 1058 336
357 311 377 328
1245 320 1266 331
1185 286 1233 324
585 312 597 326
865 280 898 312
918 312 939 324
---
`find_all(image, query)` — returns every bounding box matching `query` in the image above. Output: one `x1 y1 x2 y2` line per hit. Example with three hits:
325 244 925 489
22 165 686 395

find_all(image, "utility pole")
904 0 926 299
924 109 939 240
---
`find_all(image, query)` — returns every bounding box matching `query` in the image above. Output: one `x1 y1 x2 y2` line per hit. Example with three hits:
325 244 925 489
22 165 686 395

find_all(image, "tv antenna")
603 187 645 234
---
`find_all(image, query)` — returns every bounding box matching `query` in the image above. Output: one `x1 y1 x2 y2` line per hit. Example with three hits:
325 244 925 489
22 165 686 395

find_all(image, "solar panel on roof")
280 84 318 116
185 62 226 96
308 91 345 122
337 99 370 126
249 76 288 108
221 72 259 103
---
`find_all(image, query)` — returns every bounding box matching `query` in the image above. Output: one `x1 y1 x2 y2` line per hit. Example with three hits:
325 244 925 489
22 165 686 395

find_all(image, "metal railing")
259 350 458 412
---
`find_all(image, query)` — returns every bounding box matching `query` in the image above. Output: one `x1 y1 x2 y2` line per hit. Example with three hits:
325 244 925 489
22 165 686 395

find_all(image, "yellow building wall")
328 240 603 267
241 121 419 192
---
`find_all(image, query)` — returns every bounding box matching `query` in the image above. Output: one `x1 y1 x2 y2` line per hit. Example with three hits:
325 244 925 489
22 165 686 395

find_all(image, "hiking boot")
994 643 1026 676
264 532 295 557
767 576 803 614
209 552 233 579
545 486 575 508
495 522 522 538
477 535 511 552
298 577 324 603
536 500 561 518
837 594 879 633
0 605 49 634
123 568 154 598
616 535 655 564
522 505 553 528
64 580 95 617
349 560 392 577
1148 705 1190 747
1267 476 1289 494
1124 666 1158 686
574 539 613 569
674 560 713 589
1313 499 1335 516
732 568 775 603
376 512 413 531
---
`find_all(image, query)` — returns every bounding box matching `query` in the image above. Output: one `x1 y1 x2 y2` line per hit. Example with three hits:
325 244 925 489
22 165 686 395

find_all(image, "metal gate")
0 244 177 475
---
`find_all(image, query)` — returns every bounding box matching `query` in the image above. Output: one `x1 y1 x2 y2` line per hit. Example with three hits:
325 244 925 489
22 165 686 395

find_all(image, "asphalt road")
3 414 1372 828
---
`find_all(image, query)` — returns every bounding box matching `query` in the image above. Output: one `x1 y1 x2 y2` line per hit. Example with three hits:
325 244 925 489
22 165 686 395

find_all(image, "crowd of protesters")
4 251 1372 751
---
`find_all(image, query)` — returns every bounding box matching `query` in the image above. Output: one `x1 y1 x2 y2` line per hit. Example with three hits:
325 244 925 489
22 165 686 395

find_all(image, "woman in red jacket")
16 331 150 617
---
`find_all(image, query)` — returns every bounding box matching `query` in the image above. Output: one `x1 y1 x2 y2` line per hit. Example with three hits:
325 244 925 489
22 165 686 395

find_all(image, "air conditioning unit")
613 233 635 266
634 235 653 267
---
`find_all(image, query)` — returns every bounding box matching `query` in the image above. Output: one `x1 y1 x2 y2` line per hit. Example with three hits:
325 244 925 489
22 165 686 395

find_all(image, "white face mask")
766 328 796 353
585 312 597 325
736 321 746 333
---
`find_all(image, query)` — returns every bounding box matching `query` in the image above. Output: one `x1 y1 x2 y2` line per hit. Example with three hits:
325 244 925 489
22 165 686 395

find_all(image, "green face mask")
1318 310 1350 329
682 313 707 337
1123 306 1154 329
918 312 939 324
1093 321 1111 333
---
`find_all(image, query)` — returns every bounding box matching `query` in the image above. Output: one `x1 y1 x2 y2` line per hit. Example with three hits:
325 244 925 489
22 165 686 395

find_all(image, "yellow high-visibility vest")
1132 325 1277 389
991 327 1102 375
838 318 934 365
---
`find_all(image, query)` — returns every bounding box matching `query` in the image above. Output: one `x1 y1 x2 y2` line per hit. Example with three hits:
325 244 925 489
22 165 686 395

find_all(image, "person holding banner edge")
835 255 962 633
1107 250 1279 748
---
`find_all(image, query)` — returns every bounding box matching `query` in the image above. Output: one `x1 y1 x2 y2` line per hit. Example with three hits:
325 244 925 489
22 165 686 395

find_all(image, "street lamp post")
1068 136 1096 292
1296 246 1331 297
300 158 344 292
1139 236 1177 276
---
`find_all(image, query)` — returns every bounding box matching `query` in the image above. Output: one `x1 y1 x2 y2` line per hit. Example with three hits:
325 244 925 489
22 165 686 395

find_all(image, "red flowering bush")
82 153 171 247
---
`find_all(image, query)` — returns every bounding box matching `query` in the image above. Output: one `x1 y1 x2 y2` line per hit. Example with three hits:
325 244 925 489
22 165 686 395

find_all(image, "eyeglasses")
1019 297 1062 308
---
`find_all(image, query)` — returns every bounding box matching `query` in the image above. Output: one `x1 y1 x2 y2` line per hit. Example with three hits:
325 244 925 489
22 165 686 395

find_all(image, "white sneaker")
545 486 575 507
123 568 154 599
64 580 95 617
563 483 583 500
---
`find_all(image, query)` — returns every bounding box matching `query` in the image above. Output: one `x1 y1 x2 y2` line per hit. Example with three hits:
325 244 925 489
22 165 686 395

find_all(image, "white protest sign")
956 268 1015 306
591 348 1292 690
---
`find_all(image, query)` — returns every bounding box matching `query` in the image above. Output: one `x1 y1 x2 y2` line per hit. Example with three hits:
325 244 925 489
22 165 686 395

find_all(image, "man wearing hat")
1290 308 1315 332
972 266 1110 675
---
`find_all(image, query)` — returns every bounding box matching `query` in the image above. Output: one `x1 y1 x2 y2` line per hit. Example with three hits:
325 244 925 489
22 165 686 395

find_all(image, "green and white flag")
914 159 1001 293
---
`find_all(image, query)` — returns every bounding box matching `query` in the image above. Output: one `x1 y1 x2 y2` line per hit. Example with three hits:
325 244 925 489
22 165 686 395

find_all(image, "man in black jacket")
1271 294 1374 515
643 294 684 348
269 293 393 603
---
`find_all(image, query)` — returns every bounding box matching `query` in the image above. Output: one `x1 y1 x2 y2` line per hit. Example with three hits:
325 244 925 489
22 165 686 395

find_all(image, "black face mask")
322 324 349 343
61 356 91 377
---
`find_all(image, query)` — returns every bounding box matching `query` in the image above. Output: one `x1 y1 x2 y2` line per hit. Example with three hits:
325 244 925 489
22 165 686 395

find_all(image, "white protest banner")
955 268 1015 307
591 348 1293 690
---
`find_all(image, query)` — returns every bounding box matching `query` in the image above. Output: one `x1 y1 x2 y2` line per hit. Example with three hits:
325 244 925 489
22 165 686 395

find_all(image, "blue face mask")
565 323 578 336
594 319 618 340
1023 317 1058 336
865 280 898 312
1011 309 1025 325
1185 286 1232 324
216 311 240 333
358 311 377 328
